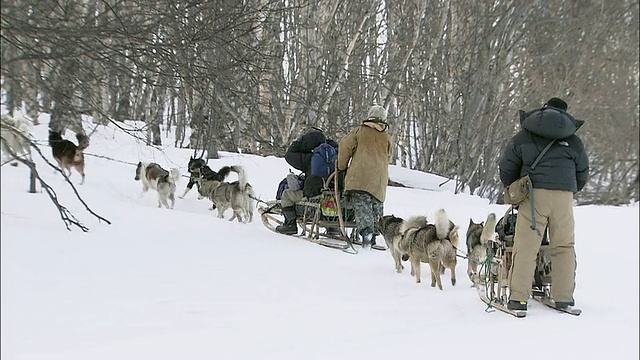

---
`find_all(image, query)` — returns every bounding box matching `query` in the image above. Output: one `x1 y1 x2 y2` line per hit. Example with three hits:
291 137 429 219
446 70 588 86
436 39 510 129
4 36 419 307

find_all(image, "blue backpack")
310 142 337 178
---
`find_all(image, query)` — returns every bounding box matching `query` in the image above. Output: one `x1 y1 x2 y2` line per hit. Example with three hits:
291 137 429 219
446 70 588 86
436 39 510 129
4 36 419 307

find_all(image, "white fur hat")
367 105 387 121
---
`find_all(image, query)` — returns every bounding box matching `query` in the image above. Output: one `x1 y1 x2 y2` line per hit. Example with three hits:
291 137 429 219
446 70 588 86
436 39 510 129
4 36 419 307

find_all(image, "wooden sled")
475 207 580 317
259 170 386 254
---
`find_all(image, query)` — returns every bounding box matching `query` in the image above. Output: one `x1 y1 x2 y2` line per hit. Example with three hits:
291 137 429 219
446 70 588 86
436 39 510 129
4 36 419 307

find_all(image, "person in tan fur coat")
337 105 392 248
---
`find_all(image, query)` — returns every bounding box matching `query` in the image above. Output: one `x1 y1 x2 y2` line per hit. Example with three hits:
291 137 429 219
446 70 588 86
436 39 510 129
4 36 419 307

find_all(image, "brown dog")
48 129 89 184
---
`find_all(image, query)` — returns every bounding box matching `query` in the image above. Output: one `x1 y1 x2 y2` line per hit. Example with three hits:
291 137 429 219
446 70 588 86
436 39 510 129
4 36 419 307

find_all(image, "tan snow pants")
508 188 577 304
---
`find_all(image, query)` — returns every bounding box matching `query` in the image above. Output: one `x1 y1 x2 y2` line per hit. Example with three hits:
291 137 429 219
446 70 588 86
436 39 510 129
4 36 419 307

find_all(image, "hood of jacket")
519 107 585 139
362 119 388 132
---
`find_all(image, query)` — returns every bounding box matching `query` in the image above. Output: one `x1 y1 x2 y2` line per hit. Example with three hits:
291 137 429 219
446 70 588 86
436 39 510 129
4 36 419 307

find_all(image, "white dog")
134 161 181 209
1 114 32 166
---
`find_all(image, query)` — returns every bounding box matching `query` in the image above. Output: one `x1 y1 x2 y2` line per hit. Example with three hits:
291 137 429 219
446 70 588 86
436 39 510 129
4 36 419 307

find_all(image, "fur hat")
545 97 568 111
367 105 387 121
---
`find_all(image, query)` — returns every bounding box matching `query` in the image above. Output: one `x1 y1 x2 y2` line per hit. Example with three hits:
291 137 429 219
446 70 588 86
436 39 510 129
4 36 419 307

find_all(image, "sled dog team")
3 114 488 289
134 157 255 224
1 114 255 223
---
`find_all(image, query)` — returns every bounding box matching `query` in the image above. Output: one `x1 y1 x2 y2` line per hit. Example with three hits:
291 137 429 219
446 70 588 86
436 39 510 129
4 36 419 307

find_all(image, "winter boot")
554 301 575 310
507 300 528 311
276 206 298 235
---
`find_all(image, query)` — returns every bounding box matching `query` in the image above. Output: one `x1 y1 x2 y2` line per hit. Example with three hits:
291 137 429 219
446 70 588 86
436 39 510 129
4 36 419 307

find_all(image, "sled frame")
477 227 553 311
259 169 360 251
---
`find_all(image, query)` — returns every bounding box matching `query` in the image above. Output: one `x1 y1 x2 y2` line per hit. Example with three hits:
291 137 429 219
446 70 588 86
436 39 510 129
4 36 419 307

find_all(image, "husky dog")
135 161 181 209
377 214 405 273
48 129 90 184
179 157 236 199
201 165 255 223
465 213 497 285
396 209 459 290
1 114 32 166
434 208 460 286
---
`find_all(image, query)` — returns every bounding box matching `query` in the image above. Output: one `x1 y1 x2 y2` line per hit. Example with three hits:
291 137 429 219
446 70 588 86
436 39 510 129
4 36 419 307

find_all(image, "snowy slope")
1 119 638 360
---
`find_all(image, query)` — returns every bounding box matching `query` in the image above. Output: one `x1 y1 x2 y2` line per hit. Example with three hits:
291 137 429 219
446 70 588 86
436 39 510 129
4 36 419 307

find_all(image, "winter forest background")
1 0 638 205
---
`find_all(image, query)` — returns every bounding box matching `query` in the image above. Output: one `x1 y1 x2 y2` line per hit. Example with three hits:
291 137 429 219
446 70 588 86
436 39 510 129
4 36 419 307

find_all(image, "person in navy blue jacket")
499 97 589 312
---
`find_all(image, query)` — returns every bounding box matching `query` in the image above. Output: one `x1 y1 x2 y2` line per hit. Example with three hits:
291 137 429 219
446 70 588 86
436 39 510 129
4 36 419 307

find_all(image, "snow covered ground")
1 118 638 360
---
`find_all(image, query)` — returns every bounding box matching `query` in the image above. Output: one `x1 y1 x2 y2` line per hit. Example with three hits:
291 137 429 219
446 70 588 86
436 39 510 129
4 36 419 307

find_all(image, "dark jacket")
284 129 338 198
499 106 590 193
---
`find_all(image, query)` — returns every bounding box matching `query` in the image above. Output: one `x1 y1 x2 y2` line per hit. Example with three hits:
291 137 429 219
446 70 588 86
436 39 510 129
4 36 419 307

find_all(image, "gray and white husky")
395 209 460 290
377 214 405 273
198 165 255 223
135 161 181 209
465 213 497 285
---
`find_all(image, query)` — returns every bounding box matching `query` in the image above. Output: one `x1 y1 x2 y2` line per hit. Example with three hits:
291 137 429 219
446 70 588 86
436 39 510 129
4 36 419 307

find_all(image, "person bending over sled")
337 105 392 249
276 127 338 235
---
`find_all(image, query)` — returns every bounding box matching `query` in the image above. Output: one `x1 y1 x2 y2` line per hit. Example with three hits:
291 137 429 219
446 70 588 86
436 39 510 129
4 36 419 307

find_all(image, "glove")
337 169 347 194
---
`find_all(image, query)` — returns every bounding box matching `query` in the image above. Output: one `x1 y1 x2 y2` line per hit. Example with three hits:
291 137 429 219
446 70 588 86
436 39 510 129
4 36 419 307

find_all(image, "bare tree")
1 0 637 205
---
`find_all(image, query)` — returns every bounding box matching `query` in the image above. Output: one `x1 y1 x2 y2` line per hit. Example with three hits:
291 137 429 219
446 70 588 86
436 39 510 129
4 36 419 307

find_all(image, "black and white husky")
134 162 181 209
179 157 236 199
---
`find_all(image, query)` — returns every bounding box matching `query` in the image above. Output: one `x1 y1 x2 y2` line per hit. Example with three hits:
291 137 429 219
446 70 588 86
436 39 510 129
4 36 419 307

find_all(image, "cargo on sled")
259 170 386 254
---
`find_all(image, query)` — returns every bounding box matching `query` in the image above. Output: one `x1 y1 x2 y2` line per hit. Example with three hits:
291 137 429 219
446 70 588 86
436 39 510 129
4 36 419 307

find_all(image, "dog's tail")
169 168 181 184
399 215 428 235
217 165 249 189
435 208 450 240
76 133 90 151
480 213 497 245
216 165 235 181
229 165 248 189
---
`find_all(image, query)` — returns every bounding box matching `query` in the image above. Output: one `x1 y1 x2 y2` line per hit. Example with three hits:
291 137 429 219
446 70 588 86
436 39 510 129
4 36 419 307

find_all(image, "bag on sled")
276 172 305 200
310 142 337 178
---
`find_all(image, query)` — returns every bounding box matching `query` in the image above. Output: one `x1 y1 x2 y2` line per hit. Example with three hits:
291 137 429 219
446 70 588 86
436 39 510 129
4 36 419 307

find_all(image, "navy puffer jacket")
284 129 338 198
499 106 590 193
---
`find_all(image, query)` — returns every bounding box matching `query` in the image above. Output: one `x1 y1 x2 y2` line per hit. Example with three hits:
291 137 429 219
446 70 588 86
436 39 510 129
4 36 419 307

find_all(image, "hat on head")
545 97 568 111
367 105 387 121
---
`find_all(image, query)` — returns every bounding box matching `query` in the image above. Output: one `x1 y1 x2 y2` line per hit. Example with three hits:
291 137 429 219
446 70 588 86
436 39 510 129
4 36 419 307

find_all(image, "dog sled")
474 207 582 318
259 171 386 254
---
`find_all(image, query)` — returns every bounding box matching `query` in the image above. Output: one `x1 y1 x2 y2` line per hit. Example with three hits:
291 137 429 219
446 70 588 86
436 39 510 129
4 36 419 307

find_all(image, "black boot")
276 206 298 235
360 229 374 249
507 300 528 311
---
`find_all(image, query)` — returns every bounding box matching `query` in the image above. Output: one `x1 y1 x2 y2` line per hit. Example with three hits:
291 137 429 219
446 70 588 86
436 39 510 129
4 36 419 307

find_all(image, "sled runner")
260 170 386 254
475 207 582 318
